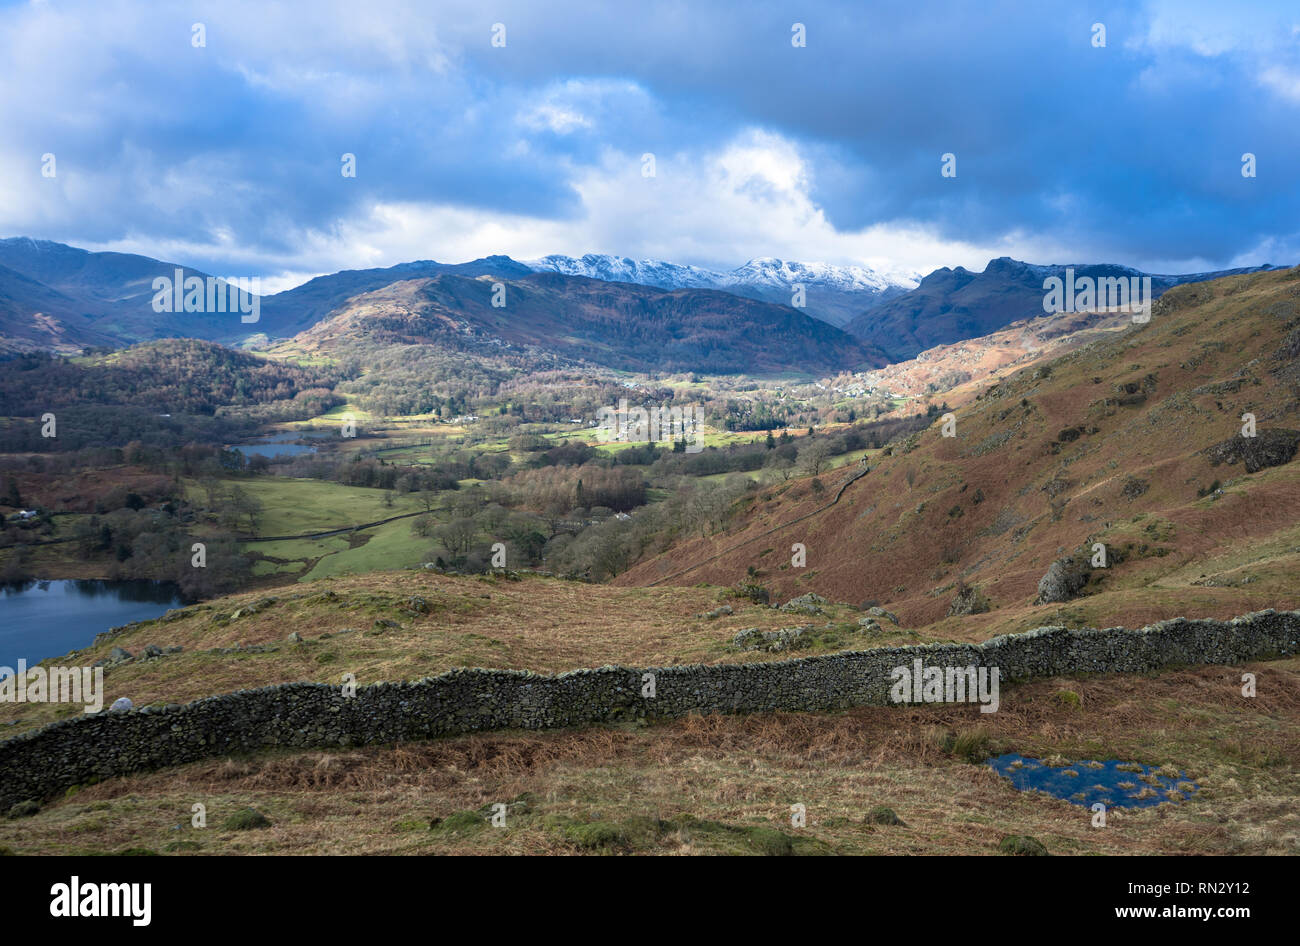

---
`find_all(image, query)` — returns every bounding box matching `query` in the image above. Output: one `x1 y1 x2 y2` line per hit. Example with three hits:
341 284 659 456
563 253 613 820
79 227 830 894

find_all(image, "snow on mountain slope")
522 253 921 326
523 254 722 291
720 257 919 294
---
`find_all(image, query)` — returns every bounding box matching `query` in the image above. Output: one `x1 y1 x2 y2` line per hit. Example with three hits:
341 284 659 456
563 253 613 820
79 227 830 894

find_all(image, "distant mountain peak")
727 257 920 293
521 252 919 327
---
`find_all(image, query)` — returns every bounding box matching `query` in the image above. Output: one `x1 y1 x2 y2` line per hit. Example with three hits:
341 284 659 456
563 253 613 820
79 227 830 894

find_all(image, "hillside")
839 306 1139 401
0 339 338 416
619 266 1300 636
847 257 1282 362
4 239 1279 374
0 262 122 353
256 255 536 339
0 238 251 348
293 272 887 374
0 340 341 452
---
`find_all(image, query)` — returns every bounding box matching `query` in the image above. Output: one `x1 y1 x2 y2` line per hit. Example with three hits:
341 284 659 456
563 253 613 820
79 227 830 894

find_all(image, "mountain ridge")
290 271 888 375
847 256 1283 362
523 253 920 327
0 238 1286 372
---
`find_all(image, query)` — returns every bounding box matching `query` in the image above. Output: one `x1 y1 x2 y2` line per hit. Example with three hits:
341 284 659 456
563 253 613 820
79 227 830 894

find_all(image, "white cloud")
3 0 1291 288
218 128 1099 287
63 121 1271 287
521 104 592 134
1259 65 1300 103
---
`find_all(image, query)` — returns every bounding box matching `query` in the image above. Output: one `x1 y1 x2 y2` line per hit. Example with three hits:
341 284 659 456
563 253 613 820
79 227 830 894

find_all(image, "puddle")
987 753 1198 809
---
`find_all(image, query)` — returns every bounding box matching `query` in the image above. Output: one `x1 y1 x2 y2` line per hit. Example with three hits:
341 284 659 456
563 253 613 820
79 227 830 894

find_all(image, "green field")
209 478 434 580
301 516 432 579
244 514 430 583
190 477 425 537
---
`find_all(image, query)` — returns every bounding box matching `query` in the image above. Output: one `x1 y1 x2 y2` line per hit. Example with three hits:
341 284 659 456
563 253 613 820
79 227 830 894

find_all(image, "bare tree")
435 517 477 558
799 439 832 477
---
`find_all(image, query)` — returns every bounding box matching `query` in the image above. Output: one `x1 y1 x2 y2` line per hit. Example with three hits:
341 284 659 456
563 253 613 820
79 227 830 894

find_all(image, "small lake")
988 753 1199 809
228 431 331 459
0 579 184 672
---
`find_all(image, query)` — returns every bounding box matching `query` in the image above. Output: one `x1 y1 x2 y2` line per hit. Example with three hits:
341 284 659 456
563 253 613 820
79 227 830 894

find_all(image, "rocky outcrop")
1205 429 1300 473
1034 557 1091 604
948 584 992 615
733 626 812 652
780 593 827 615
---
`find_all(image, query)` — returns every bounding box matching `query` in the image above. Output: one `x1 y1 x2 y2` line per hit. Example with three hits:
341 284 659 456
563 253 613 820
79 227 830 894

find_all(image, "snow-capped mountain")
523 254 721 291
720 257 919 295
522 253 921 327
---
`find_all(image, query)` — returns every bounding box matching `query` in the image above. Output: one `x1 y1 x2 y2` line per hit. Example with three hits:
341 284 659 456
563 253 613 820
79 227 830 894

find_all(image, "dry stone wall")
1 609 1295 808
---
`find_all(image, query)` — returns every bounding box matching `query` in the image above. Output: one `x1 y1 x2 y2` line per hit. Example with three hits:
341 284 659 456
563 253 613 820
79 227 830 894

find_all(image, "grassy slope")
206 478 429 580
0 571 901 736
617 267 1300 637
198 477 425 536
299 517 431 579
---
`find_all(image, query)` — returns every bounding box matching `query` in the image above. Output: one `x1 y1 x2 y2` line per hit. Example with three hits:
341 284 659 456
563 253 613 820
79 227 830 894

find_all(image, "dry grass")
3 658 1296 855
0 570 895 735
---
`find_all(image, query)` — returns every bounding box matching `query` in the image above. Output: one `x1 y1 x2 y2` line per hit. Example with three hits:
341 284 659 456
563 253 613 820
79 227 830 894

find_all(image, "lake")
228 431 331 459
0 579 184 671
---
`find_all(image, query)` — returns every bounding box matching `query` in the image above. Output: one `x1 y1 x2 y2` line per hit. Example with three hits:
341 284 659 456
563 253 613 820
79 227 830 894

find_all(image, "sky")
1 0 1298 291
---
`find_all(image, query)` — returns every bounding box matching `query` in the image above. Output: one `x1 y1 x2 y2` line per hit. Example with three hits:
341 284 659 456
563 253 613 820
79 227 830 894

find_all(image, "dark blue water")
0 579 184 671
988 753 1198 809
229 431 330 459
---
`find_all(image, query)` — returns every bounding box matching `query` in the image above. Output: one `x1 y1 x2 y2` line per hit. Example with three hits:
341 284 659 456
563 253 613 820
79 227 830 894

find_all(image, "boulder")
948 584 991 616
1034 557 1090 604
732 581 770 605
780 593 827 615
732 625 812 652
